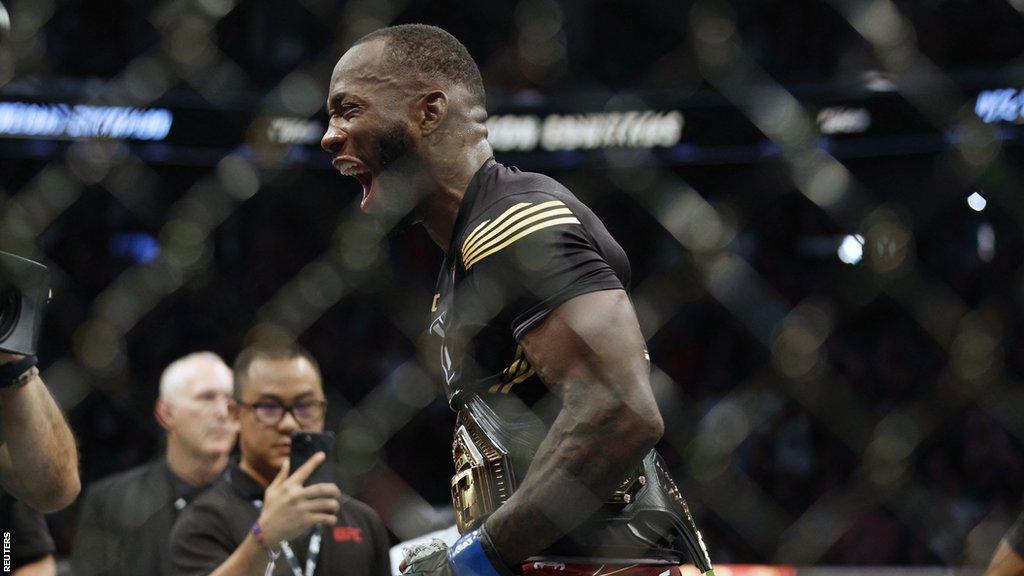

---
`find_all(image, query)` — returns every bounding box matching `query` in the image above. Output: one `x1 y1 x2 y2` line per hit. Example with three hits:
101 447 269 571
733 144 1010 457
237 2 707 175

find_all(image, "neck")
238 455 274 489
421 140 492 251
166 438 229 487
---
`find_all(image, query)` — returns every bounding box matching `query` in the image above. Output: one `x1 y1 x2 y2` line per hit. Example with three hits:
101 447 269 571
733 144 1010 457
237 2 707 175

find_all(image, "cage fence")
1 0 1023 572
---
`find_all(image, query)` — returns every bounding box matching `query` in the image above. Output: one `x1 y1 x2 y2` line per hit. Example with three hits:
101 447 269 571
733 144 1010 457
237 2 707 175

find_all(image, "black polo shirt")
72 458 212 576
170 461 391 576
0 487 55 570
429 158 630 410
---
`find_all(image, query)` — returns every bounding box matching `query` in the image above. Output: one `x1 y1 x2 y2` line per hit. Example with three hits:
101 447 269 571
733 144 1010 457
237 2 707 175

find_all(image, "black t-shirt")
430 157 630 409
169 462 391 576
0 488 55 570
72 458 211 576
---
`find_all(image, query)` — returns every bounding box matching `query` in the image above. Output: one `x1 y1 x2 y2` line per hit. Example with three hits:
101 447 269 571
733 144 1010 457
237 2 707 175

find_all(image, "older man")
321 23 714 576
72 351 237 576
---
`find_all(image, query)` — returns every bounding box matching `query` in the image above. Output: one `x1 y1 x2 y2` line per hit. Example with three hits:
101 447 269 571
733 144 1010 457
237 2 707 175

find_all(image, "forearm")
484 290 664 564
483 396 660 564
0 374 79 512
209 536 275 576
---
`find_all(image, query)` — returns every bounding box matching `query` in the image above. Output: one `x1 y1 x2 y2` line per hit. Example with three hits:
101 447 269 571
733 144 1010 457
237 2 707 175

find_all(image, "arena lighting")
837 234 865 265
265 117 322 145
978 222 995 262
974 88 1024 123
486 110 684 152
110 233 160 264
0 101 173 141
968 191 987 212
816 106 871 135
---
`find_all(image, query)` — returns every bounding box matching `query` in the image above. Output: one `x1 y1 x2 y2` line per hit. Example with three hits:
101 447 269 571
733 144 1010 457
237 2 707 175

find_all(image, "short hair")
159 352 231 402
353 24 486 107
232 344 322 398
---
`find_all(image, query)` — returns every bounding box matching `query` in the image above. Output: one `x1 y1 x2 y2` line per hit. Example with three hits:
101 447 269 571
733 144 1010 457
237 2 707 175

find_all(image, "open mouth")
333 156 374 206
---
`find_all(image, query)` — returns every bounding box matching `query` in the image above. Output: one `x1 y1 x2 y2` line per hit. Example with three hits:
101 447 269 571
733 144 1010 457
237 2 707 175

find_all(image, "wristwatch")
0 355 39 389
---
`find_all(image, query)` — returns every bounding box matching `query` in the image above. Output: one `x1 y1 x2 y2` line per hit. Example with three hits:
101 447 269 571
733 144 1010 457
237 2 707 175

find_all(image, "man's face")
163 363 237 458
234 357 326 478
322 39 420 216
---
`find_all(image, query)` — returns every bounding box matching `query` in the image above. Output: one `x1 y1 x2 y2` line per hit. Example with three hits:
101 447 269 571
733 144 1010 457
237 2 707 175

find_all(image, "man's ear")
154 398 173 432
419 90 448 135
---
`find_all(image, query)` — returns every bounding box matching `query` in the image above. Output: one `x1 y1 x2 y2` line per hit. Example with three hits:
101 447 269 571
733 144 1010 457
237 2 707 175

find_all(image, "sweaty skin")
323 37 664 565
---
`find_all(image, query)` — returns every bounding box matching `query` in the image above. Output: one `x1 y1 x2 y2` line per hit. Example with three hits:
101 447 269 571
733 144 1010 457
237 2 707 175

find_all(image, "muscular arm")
986 539 1024 576
483 289 663 564
0 354 80 513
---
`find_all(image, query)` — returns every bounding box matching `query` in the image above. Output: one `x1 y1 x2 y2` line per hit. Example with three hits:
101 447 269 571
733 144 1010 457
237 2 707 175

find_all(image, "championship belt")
451 409 516 533
450 394 644 533
450 394 714 575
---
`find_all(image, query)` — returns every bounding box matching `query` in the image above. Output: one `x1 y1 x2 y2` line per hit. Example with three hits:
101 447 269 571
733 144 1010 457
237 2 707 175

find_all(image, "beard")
373 121 430 236
378 121 414 170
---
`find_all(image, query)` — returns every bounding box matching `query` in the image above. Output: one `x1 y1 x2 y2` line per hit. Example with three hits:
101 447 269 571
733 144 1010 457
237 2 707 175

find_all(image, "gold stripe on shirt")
461 200 565 261
462 202 533 257
464 216 581 270
463 205 574 264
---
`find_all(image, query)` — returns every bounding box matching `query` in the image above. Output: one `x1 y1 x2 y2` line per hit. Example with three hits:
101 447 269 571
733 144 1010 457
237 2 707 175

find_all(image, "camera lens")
0 284 21 341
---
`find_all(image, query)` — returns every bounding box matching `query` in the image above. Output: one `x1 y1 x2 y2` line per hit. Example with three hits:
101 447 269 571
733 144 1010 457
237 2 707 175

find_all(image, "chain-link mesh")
2 0 1023 570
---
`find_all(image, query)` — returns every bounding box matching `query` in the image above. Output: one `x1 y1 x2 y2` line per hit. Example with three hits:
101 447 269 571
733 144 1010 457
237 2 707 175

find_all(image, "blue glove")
403 526 514 576
448 526 514 576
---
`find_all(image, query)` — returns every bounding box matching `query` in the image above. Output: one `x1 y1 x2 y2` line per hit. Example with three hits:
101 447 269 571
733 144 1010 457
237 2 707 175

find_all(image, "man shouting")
321 23 714 576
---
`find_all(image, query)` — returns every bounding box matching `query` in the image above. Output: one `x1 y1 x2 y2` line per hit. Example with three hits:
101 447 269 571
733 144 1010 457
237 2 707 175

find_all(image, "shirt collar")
161 459 216 501
224 460 267 502
448 156 497 256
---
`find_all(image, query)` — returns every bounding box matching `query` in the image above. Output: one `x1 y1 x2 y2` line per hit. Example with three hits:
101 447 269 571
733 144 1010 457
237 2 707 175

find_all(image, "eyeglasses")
235 399 327 426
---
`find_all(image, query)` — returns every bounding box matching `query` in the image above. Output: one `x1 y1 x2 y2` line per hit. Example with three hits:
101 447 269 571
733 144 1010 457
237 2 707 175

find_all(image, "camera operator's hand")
257 452 341 543
0 350 80 512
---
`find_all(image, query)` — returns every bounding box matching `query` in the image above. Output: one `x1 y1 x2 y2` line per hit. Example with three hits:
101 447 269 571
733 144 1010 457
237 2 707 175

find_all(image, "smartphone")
290 430 335 486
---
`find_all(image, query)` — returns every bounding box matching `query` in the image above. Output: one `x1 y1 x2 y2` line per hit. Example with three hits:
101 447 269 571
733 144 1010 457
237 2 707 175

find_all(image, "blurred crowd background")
2 0 1024 569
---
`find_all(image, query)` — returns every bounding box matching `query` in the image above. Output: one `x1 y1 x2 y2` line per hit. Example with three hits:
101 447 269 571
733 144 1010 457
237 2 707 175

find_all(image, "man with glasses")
170 344 391 576
72 351 238 576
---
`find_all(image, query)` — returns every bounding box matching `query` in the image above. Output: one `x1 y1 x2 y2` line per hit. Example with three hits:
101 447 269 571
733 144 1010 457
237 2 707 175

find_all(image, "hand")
401 540 452 576
401 540 450 573
257 452 341 543
403 527 512 576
